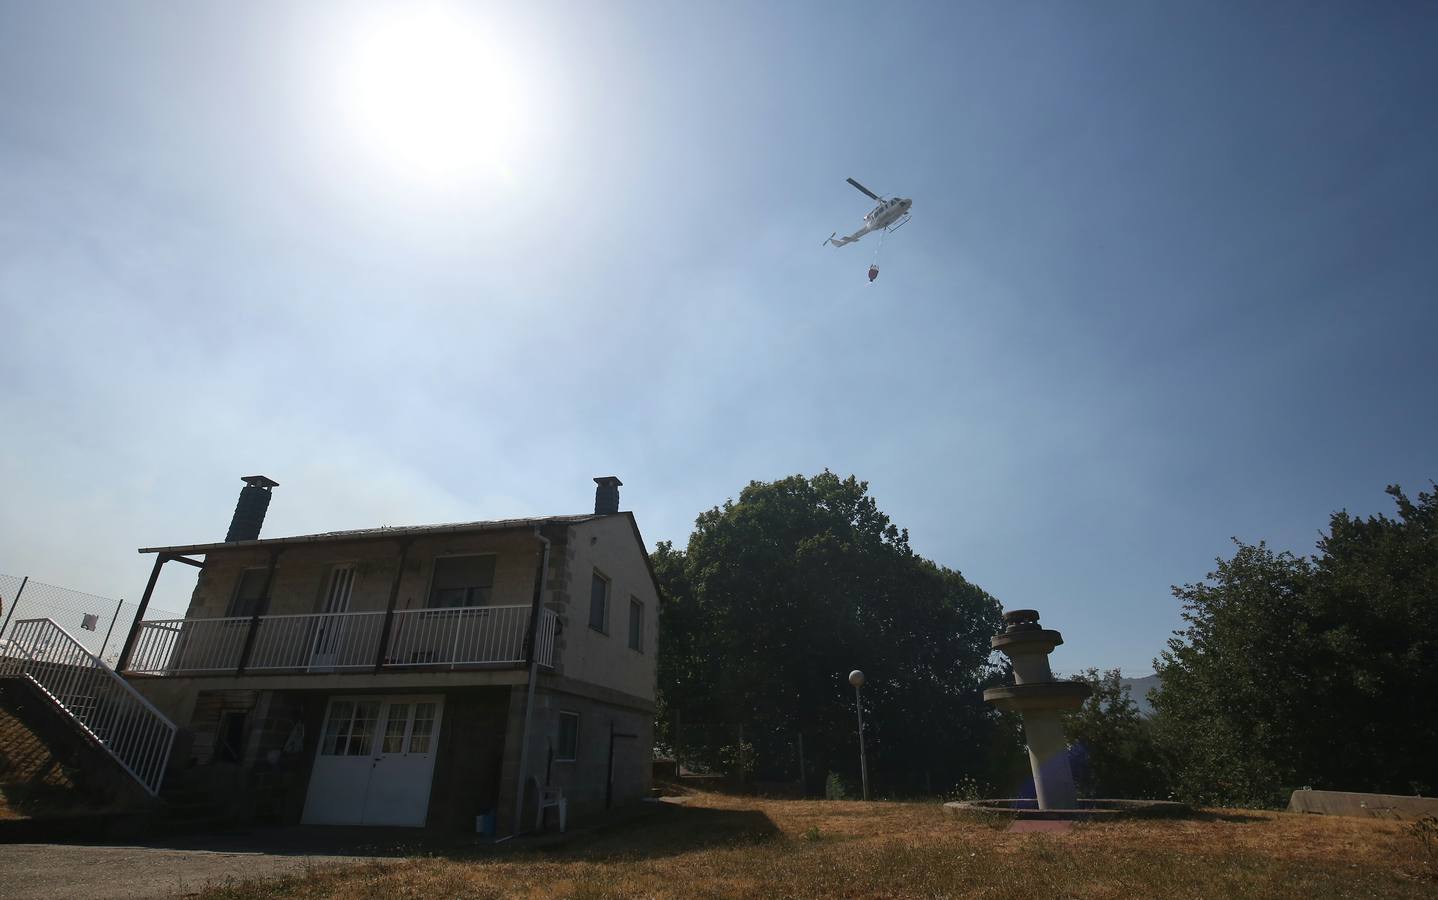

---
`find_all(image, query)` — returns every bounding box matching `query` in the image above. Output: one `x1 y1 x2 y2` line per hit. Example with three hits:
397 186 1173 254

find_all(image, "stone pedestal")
983 609 1090 810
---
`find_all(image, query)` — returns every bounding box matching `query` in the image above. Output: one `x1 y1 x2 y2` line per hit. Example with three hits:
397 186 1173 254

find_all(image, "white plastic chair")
536 784 567 832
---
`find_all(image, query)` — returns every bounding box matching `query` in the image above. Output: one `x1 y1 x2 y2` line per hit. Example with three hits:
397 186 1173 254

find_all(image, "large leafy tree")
1063 669 1169 800
1153 484 1438 806
655 472 1010 794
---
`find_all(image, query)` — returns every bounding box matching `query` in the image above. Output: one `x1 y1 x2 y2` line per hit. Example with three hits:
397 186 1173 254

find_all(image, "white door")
309 566 356 670
302 695 445 827
362 697 443 825
302 697 381 825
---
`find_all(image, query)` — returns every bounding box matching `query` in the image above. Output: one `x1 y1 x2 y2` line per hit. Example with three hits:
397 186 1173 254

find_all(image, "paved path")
0 842 379 898
0 827 458 899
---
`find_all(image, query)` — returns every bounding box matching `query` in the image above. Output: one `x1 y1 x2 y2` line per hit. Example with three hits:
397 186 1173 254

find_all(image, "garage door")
302 695 444 826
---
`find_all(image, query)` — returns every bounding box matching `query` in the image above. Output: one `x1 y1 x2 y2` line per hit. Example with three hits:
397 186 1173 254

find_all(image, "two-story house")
116 475 657 832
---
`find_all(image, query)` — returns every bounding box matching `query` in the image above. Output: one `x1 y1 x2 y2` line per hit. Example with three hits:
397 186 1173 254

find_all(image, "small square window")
556 711 579 762
589 571 609 633
628 598 644 653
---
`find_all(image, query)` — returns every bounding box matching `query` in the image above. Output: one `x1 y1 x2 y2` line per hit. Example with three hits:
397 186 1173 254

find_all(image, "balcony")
126 605 557 676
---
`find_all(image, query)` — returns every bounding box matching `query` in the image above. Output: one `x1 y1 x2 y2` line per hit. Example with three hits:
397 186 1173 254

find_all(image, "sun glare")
336 5 529 187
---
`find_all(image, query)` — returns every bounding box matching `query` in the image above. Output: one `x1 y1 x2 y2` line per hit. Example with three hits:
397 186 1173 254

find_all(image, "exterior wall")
426 688 510 829
183 529 547 620
144 686 328 822
128 676 203 727
551 515 659 703
142 684 512 829
494 677 655 832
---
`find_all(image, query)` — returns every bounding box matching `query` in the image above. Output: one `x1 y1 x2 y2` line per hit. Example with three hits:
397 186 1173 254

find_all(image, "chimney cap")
593 476 623 487
241 475 279 489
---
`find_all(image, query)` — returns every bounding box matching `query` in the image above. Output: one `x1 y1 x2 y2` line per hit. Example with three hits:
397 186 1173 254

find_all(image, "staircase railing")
0 617 176 796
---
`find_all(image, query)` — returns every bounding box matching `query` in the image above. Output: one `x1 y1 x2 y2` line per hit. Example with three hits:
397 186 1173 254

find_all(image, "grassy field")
199 791 1436 899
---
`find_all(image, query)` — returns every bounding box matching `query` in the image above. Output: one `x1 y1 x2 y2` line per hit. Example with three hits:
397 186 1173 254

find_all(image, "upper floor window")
628 597 644 653
227 568 270 618
428 555 497 608
589 570 609 632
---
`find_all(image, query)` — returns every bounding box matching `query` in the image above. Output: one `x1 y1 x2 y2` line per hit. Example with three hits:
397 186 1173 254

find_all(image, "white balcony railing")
126 606 556 676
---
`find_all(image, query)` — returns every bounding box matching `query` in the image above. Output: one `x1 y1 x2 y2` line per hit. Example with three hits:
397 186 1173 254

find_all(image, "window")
409 702 437 754
428 555 497 608
556 711 579 761
319 700 380 756
215 711 247 763
589 571 609 632
226 568 270 618
381 703 410 754
628 597 644 652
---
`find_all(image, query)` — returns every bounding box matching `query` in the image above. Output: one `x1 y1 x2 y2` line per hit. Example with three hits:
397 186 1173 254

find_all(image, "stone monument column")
983 609 1091 810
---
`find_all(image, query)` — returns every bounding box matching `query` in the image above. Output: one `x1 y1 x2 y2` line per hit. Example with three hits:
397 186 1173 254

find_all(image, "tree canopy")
655 472 1010 795
1153 484 1438 806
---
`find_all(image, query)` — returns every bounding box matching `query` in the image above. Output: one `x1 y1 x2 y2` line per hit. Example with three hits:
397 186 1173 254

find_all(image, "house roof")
137 514 603 556
139 510 667 605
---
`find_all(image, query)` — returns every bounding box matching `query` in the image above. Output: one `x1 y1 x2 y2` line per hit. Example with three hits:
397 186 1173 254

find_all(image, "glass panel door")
360 696 445 826
310 565 356 670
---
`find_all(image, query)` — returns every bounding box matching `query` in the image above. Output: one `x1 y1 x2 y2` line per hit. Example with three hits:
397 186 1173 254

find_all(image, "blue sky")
2 2 1434 673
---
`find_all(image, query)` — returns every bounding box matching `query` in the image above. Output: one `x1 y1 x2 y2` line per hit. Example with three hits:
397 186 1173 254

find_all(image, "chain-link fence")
0 572 186 668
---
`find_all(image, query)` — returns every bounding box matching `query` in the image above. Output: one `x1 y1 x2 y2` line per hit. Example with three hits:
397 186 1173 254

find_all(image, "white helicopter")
823 177 913 248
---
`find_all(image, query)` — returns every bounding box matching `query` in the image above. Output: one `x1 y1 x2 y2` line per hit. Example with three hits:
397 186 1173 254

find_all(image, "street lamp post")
849 669 870 801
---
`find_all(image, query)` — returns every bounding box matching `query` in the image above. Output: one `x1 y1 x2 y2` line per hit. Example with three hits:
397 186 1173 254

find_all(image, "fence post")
798 731 806 797
674 708 682 776
1 575 28 638
98 598 126 664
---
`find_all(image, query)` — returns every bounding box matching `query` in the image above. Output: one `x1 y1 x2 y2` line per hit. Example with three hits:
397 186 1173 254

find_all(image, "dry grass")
197 791 1436 899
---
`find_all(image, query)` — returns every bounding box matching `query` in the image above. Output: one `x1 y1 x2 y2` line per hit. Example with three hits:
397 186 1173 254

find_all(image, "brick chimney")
226 475 279 542
593 476 622 515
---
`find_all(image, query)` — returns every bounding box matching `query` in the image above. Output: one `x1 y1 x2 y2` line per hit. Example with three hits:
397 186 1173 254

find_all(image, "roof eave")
138 516 594 557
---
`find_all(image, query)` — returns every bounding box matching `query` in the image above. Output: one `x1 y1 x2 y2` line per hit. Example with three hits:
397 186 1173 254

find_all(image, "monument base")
943 798 1190 821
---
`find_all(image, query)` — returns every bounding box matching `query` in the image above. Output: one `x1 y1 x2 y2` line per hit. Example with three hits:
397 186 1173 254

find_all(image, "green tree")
1062 669 1168 799
655 472 1012 794
1153 484 1438 806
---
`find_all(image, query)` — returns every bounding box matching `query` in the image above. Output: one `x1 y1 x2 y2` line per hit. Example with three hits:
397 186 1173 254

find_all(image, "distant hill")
1120 674 1161 716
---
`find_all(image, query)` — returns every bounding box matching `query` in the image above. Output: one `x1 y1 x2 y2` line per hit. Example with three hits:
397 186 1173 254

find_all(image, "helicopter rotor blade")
846 177 881 201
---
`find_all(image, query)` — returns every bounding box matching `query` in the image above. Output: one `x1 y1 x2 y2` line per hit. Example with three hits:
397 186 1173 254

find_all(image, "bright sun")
336 5 528 187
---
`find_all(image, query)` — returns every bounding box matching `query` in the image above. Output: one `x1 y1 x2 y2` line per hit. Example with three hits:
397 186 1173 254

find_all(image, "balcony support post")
236 547 281 675
117 554 169 672
509 526 553 837
374 539 412 671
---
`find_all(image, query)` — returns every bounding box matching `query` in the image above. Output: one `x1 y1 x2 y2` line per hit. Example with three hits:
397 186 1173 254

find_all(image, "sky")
2 1 1435 674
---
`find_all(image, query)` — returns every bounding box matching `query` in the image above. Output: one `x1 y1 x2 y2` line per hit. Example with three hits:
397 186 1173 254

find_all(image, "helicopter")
823 177 912 249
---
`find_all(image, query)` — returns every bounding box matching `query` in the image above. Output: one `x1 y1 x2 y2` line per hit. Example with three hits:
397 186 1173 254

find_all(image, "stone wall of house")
182 529 549 619
153 687 325 823
425 687 510 830
550 516 658 703
494 679 654 832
